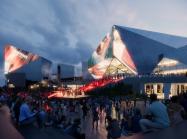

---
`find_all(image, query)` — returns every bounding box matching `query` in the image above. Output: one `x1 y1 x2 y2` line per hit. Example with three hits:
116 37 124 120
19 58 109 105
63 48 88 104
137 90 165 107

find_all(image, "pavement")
13 118 187 139
18 101 187 139
81 106 187 139
19 126 75 139
119 121 187 139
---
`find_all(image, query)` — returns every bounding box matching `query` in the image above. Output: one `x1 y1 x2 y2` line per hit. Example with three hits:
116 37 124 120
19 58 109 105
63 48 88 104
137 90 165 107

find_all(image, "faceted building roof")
88 25 187 79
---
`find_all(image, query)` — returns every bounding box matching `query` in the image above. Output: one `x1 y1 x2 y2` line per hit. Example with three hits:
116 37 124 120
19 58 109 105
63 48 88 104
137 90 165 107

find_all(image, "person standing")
92 104 99 130
13 98 22 126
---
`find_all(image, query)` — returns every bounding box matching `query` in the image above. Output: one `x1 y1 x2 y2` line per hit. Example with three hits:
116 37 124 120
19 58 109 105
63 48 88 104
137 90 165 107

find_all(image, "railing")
83 73 187 83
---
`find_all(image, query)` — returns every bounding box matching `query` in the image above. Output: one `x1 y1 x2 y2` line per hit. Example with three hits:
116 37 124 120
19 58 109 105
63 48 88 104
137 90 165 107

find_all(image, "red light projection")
48 87 76 99
4 45 39 74
47 91 85 99
47 77 123 99
79 77 123 92
48 91 62 98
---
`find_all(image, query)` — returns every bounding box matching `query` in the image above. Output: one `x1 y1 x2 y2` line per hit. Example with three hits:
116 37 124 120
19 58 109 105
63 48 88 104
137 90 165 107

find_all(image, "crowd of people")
0 90 187 139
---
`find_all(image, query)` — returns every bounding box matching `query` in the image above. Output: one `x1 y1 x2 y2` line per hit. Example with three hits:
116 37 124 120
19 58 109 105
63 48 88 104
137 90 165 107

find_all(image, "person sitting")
64 118 85 139
168 96 185 126
19 96 37 126
38 106 47 128
131 108 142 133
139 94 170 132
121 117 129 136
179 93 187 119
107 118 121 139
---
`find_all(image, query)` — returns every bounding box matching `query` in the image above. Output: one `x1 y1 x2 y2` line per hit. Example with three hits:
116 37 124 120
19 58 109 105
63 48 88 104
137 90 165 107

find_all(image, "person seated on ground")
52 109 61 127
121 117 129 136
54 108 68 129
179 93 187 119
131 108 142 133
168 96 185 126
38 105 47 128
46 112 54 126
0 104 24 139
64 118 85 139
57 114 68 129
19 96 38 126
139 94 170 133
107 118 121 139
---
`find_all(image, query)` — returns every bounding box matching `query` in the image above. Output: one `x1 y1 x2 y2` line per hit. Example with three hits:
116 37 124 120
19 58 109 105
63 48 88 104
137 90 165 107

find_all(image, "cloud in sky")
0 0 187 86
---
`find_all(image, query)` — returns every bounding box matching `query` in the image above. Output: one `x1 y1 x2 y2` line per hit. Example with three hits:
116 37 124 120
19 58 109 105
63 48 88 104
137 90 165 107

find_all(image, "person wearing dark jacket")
107 118 121 139
65 118 85 139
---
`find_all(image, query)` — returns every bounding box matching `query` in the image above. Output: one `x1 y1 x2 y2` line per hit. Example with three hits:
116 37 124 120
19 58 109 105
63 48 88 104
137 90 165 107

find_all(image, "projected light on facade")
112 29 137 74
88 26 137 79
4 45 39 74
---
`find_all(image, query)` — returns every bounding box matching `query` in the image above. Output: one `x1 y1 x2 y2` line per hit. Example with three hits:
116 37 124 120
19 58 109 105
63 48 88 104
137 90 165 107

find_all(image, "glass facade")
145 83 164 99
144 83 187 99
153 57 187 75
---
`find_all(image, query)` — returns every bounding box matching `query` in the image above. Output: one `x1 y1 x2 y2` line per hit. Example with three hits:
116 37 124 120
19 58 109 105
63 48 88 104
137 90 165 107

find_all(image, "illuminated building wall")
4 45 39 74
124 75 187 99
14 57 52 81
4 45 52 83
144 82 187 99
88 25 187 79
153 57 187 75
87 25 187 98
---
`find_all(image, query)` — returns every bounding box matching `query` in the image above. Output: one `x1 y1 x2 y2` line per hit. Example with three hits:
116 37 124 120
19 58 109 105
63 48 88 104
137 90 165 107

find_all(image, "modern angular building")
4 45 52 87
57 63 82 81
88 25 187 98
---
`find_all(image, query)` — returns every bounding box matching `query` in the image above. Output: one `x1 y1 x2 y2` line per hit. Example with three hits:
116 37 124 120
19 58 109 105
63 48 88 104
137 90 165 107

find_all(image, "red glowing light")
47 77 123 99
79 77 123 92
47 91 67 98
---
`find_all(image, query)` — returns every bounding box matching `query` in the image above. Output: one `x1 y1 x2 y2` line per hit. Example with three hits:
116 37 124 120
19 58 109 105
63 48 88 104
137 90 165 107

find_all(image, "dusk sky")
0 0 187 86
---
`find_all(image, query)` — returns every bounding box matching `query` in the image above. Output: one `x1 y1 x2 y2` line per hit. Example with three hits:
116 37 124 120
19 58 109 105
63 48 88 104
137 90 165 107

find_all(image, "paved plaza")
18 100 187 139
20 110 187 139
